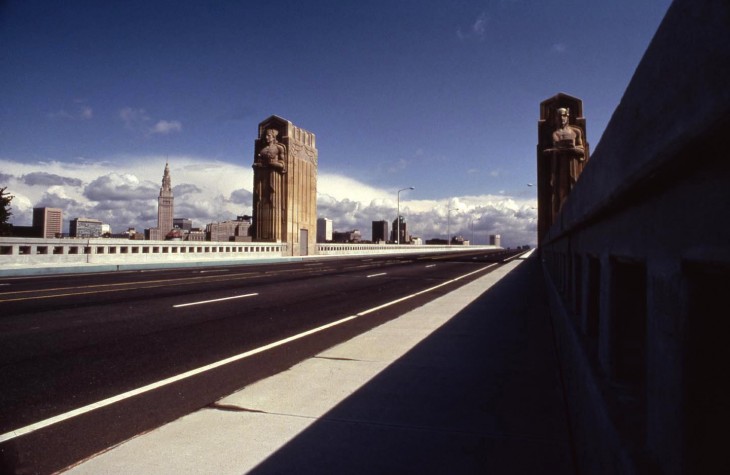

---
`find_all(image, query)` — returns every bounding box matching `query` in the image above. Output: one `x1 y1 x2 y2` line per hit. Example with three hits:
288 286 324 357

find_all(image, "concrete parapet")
0 237 502 277
540 1 730 473
315 243 499 256
0 237 287 271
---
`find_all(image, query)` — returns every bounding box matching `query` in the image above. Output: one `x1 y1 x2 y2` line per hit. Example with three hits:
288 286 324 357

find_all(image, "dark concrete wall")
540 1 730 473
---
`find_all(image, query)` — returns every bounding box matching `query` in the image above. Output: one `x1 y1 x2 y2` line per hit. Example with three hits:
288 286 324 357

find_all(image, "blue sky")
0 0 672 246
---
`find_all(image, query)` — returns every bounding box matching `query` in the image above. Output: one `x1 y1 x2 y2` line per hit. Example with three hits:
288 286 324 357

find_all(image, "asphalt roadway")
0 249 547 474
63 249 575 474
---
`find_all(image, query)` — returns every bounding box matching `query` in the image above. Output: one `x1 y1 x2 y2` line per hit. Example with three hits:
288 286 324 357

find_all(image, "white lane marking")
358 263 497 316
0 313 358 444
173 293 258 308
366 273 387 278
0 262 498 444
197 269 230 274
425 264 436 268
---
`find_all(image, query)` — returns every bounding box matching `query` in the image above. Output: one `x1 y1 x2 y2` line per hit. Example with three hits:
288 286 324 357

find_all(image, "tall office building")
372 220 389 243
391 216 407 244
489 234 501 247
316 217 332 243
33 207 63 238
148 162 175 240
158 162 174 234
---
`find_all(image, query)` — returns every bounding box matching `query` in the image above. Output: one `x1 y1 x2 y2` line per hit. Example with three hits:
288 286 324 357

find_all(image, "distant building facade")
110 227 145 240
158 162 174 234
372 220 389 243
173 218 192 232
489 234 501 247
33 207 63 238
186 229 206 241
206 216 252 242
391 216 408 244
148 162 175 240
70 218 103 238
333 229 361 243
317 218 332 243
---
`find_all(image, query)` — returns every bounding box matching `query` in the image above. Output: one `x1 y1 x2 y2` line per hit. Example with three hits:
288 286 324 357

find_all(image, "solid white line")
425 264 436 268
0 313 358 444
366 273 387 278
0 261 499 444
173 293 258 308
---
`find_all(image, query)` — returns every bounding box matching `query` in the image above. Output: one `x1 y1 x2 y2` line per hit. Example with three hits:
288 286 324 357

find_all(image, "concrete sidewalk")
64 253 575 474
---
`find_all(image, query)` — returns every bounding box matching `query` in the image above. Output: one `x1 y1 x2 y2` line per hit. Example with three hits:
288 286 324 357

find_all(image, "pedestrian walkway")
64 252 575 474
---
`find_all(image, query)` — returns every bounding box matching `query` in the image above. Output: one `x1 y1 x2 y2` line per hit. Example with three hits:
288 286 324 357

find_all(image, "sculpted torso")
552 126 579 147
550 109 584 158
258 129 286 171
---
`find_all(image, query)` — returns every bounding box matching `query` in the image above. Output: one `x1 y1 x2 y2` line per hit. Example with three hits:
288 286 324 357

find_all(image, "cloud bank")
0 156 536 247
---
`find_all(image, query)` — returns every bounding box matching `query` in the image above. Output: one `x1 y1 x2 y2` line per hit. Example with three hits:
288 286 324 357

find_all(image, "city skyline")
0 1 673 247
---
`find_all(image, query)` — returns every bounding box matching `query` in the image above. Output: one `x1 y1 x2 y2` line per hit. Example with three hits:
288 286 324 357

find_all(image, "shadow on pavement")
250 256 576 474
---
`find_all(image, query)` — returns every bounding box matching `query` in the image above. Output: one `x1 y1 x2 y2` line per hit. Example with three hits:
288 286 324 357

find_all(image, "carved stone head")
557 108 570 127
264 128 279 144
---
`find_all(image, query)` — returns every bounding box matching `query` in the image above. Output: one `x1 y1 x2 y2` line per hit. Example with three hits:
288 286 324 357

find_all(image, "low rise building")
70 218 103 238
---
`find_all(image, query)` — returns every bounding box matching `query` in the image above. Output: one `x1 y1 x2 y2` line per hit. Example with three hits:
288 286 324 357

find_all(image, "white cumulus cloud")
150 120 182 135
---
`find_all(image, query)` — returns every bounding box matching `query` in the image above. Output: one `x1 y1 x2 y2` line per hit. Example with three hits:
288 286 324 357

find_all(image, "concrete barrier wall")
539 1 730 474
315 243 498 256
0 236 501 276
0 237 287 266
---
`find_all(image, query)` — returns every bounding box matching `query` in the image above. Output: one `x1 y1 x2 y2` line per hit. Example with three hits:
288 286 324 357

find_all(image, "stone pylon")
252 115 318 256
537 93 590 243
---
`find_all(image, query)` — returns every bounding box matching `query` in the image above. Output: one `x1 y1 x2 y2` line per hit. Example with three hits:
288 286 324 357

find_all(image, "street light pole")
397 186 414 244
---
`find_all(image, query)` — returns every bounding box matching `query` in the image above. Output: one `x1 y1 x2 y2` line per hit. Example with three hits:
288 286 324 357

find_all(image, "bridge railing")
538 1 730 473
0 236 500 270
315 243 497 255
0 237 287 266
